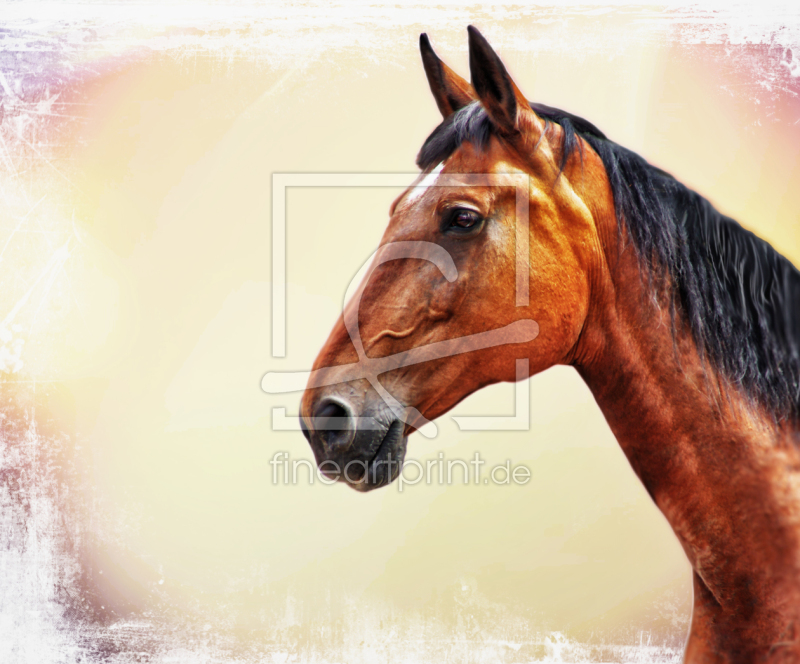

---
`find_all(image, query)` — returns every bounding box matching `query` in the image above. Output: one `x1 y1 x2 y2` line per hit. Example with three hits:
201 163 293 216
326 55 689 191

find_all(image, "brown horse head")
295 25 800 660
299 26 608 491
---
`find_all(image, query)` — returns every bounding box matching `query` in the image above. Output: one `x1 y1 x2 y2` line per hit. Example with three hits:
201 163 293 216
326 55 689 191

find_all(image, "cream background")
1 2 798 659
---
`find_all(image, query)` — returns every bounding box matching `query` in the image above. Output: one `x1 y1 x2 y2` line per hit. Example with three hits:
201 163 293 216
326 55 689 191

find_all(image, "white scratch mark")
0 195 46 266
1 241 70 332
0 71 20 102
9 127 81 192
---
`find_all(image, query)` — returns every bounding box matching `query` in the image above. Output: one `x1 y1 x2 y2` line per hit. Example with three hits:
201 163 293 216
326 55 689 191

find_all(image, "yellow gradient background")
3 5 799 655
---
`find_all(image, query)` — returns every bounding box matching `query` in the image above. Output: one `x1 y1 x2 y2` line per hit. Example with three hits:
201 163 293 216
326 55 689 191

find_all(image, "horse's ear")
467 25 530 135
420 33 475 119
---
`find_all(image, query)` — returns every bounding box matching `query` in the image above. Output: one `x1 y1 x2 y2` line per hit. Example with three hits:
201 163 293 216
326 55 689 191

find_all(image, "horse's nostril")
316 401 347 424
313 399 355 451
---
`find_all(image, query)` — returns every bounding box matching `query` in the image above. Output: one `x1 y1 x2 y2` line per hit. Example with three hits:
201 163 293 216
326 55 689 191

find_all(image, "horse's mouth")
322 419 407 492
360 419 407 491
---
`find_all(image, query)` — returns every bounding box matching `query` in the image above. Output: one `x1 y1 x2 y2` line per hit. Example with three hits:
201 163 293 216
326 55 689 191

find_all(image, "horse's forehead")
397 149 528 214
403 161 446 205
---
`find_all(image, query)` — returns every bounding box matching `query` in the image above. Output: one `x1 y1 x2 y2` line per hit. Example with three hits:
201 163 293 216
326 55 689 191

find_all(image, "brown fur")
301 29 800 661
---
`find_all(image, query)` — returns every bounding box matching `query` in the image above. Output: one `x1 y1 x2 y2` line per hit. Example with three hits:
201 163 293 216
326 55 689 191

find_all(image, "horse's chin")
347 479 386 493
318 422 408 492
347 431 408 492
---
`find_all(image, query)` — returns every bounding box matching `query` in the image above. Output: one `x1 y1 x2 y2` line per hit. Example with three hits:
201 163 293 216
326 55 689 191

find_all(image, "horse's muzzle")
300 391 408 491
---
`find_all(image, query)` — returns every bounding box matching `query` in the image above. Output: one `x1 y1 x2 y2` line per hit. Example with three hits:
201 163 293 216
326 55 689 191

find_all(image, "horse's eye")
445 208 483 233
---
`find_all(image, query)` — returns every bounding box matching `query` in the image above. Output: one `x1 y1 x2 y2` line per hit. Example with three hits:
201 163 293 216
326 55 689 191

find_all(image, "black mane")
417 101 800 421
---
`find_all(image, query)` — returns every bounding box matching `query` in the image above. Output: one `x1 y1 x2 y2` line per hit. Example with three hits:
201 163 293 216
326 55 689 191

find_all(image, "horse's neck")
573 237 800 650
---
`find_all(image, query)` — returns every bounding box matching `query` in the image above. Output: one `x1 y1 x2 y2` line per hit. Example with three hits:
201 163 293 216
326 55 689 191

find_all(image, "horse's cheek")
426 269 470 321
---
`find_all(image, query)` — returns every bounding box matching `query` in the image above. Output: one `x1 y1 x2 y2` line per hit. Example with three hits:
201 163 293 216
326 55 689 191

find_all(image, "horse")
299 26 800 662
